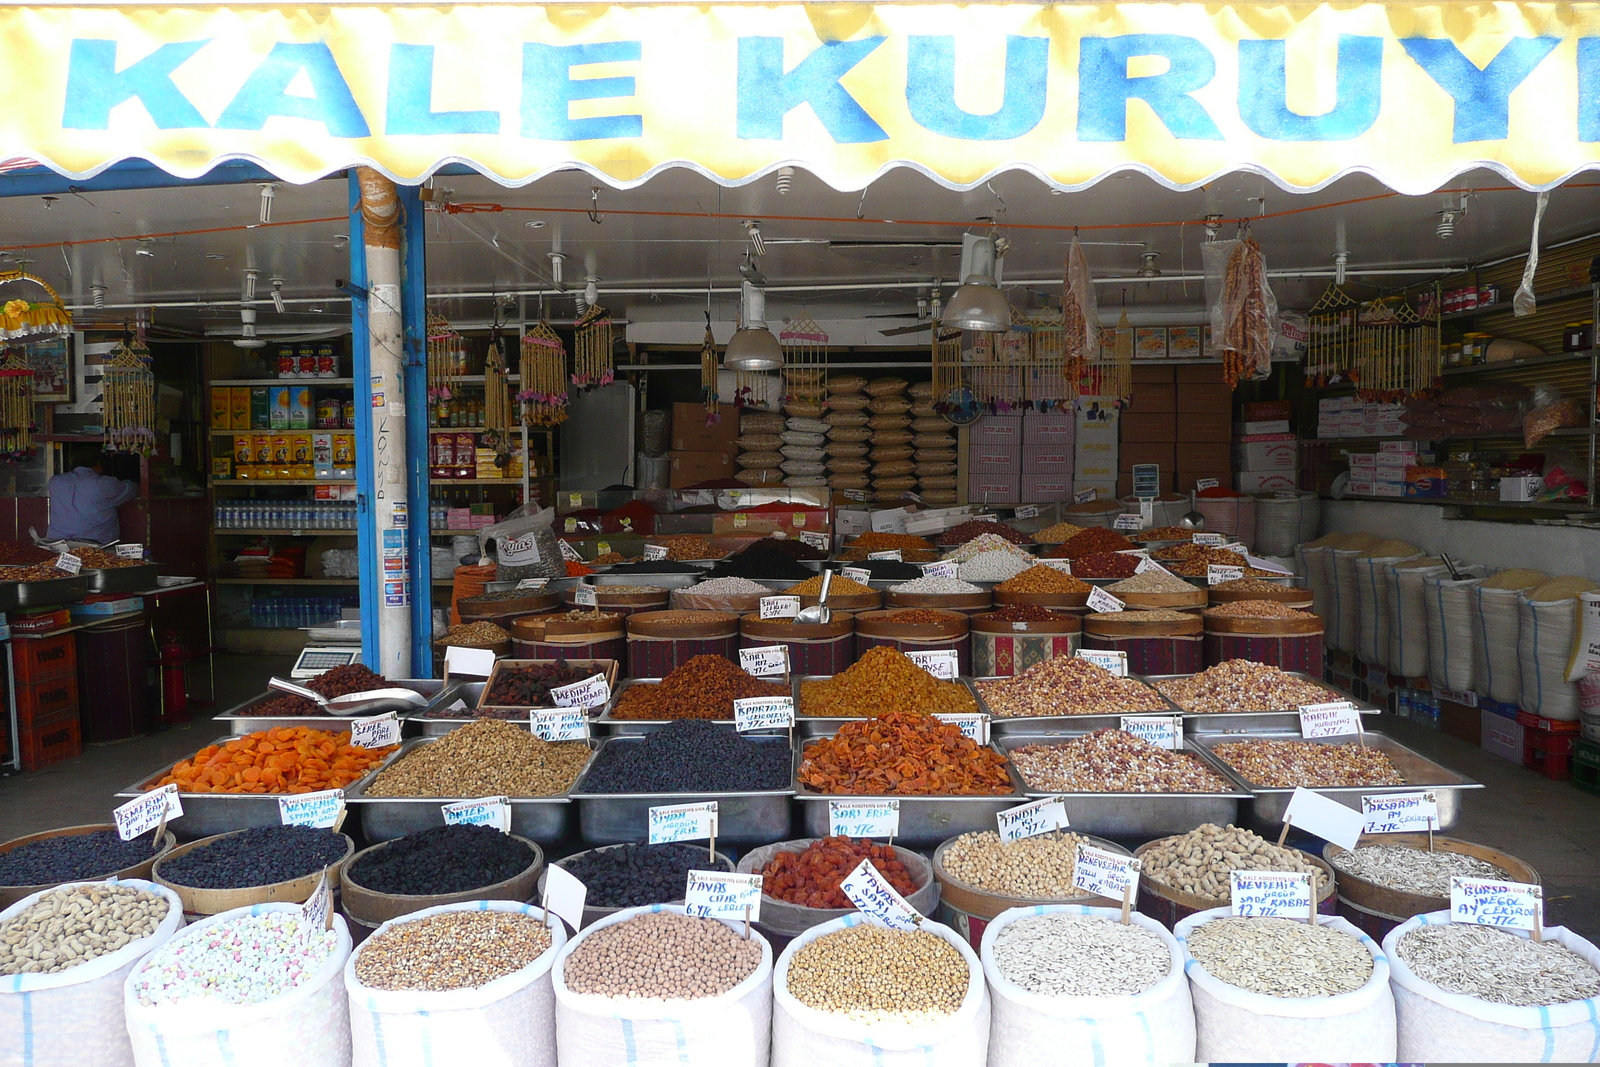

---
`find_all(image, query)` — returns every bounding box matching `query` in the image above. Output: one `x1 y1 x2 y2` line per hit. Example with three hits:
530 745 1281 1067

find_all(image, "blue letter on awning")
1079 35 1223 142
737 37 887 143
63 39 209 130
906 36 1048 141
216 42 370 138
1238 36 1382 141
521 41 642 141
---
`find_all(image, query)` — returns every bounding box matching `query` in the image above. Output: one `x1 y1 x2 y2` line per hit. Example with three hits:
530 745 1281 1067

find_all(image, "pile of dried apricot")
154 727 394 794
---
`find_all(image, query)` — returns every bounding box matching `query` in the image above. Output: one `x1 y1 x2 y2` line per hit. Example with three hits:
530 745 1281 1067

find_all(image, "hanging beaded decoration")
1021 309 1067 411
1305 283 1360 386
780 314 828 410
519 320 569 426
426 310 458 424
1356 296 1439 399
482 329 515 454
102 332 156 455
930 320 963 404
571 304 614 391
1087 305 1134 402
699 319 719 417
0 347 34 458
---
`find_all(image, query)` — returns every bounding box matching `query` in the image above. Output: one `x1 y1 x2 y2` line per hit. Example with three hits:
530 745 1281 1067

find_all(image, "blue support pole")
399 186 434 674
347 174 380 665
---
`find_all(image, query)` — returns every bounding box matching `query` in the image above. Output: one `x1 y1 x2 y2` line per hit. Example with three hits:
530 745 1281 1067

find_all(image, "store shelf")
1337 494 1595 511
212 378 354 386
211 428 353 435
1440 349 1597 376
1440 284 1595 322
216 529 357 537
215 577 359 585
211 480 355 487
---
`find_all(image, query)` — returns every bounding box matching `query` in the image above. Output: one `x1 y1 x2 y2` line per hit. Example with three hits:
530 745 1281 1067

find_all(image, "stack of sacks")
780 368 831 487
824 374 873 495
865 377 916 502
735 410 787 487
909 380 958 504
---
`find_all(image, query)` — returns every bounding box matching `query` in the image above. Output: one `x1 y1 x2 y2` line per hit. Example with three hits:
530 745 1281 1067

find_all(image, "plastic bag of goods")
553 904 772 1067
827 458 870 474
827 393 871 413
737 451 784 470
1255 491 1321 557
867 414 911 432
0 879 183 1067
826 375 867 395
1356 553 1423 670
781 431 825 448
787 476 828 488
782 461 826 477
1473 569 1549 703
1566 589 1600 683
1175 908 1395 1062
742 412 786 435
737 434 783 452
780 447 825 463
1384 558 1447 678
125 902 352 1067
826 426 872 443
481 505 563 581
1519 578 1598 720
786 417 830 435
345 901 566 1067
1295 531 1366 626
1194 492 1257 545
919 490 959 504
783 400 825 419
1423 567 1487 695
865 377 909 396
772 914 988 1067
1384 911 1600 1062
981 905 1195 1067
737 469 785 487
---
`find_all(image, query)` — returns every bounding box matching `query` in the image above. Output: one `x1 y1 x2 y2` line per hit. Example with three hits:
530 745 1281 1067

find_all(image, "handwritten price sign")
1451 877 1542 932
996 797 1069 843
828 799 900 839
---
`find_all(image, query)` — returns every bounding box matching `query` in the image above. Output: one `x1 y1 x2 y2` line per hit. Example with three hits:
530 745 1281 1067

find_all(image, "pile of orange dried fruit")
798 711 1012 795
153 727 395 794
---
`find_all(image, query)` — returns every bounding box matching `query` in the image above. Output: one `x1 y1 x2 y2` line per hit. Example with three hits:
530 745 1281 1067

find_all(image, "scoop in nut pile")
977 656 1168 718
1154 660 1338 713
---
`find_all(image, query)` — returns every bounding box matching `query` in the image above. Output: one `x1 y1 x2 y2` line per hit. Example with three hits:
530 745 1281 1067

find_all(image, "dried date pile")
482 661 595 707
239 663 392 717
610 654 786 720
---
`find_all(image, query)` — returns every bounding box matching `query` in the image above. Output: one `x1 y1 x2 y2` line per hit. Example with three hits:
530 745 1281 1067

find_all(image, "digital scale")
291 646 364 679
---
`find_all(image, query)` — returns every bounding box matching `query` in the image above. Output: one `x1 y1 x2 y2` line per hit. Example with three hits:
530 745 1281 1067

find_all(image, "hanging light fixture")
1138 252 1162 278
724 281 783 371
944 233 1010 332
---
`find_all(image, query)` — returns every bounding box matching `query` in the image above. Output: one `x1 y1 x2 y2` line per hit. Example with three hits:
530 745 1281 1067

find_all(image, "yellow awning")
5 3 1599 193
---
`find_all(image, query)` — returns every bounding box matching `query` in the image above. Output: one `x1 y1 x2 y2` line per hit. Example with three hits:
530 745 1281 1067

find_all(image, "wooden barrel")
458 591 563 624
1209 583 1314 609
511 613 627 663
740 614 857 675
1084 612 1203 675
670 588 766 614
538 845 734 930
969 612 1081 677
990 588 1089 611
153 830 355 915
0 823 176 908
340 834 544 927
625 610 740 678
1204 630 1325 671
1133 839 1337 930
1114 588 1208 611
564 586 670 616
854 608 971 676
933 833 1131 952
737 840 938 944
793 589 882 611
1322 833 1539 941
886 590 994 615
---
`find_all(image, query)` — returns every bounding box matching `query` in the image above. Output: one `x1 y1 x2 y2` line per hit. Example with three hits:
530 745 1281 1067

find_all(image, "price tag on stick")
828 799 900 840
278 789 344 829
1014 505 1039 520
759 596 801 620
734 696 794 732
116 543 144 559
996 797 1070 843
650 801 719 861
442 796 512 833
445 645 497 679
643 544 669 561
798 531 830 551
1075 649 1128 676
573 584 599 608
1231 870 1316 923
1192 533 1226 547
907 648 960 681
1073 844 1142 923
351 713 401 749
1207 565 1244 584
55 552 82 575
867 550 902 561
300 867 333 931
932 712 989 744
1087 587 1125 613
739 645 790 678
841 567 872 584
1451 877 1544 938
542 862 588 933
516 578 549 591
114 784 183 843
1362 791 1439 836
1120 716 1182 750
1112 514 1144 532
551 672 611 710
921 560 958 580
684 871 764 926
1299 701 1364 745
839 857 923 931
531 708 590 742
1281 786 1366 852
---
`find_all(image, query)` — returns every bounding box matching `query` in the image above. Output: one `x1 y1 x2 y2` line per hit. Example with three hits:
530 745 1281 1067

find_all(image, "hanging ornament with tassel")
519 318 569 427
0 346 35 458
426 310 458 426
483 324 515 456
103 330 155 455
699 313 719 417
571 303 614 392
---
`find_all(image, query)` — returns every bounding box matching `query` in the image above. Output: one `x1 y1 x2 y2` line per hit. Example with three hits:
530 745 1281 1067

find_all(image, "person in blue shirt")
46 453 138 544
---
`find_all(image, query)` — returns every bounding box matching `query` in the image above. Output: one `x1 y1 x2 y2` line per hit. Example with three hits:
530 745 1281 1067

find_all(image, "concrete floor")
3 654 1597 941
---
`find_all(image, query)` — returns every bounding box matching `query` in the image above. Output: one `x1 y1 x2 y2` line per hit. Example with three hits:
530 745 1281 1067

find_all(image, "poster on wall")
27 336 71 402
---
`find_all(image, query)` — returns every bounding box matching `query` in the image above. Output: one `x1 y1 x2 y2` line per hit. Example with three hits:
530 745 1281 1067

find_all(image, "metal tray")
567 734 795 846
1145 671 1383 734
113 736 406 840
215 678 448 735
1187 728 1482 833
3 574 92 610
84 563 159 593
408 681 500 734
794 675 984 737
793 738 1027 847
344 737 596 843
971 673 1181 735
596 677 797 735
993 731 1251 835
587 571 704 589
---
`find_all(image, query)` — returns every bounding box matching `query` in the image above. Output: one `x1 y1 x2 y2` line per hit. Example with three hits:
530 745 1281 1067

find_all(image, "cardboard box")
1020 473 1072 501
1133 384 1177 413
1176 364 1226 385
1369 480 1405 497
1131 365 1175 385
1350 454 1377 470
1235 470 1298 492
1348 477 1374 496
668 449 737 488
1177 410 1231 443
1118 442 1175 471
1440 698 1481 746
1022 412 1075 445
1500 474 1542 501
1242 400 1292 421
1177 443 1231 472
1481 708 1525 762
968 471 1020 501
1379 440 1419 454
1120 412 1176 443
1404 466 1448 498
1021 449 1073 475
1234 420 1290 435
1176 384 1231 414
1234 436 1298 471
671 403 741 453
972 414 1024 445
970 447 1020 473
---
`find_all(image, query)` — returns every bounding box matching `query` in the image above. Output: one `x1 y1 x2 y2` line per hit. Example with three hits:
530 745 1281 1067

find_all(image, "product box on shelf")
1368 480 1405 497
210 389 230 429
670 402 741 452
1233 434 1298 470
1234 420 1290 435
1022 410 1076 444
668 449 737 489
1481 708 1525 762
972 414 1024 445
1379 440 1420 454
1350 453 1377 471
1348 477 1375 496
1021 448 1073 475
1235 470 1298 493
229 387 251 429
1403 466 1448 498
1120 412 1175 443
970 446 1021 473
1176 443 1231 473
1178 410 1230 443
1242 399 1293 421
968 471 1020 501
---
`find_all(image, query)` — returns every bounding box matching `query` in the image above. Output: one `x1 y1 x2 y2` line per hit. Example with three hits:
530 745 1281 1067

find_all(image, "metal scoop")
1178 490 1205 531
794 569 833 625
268 677 427 717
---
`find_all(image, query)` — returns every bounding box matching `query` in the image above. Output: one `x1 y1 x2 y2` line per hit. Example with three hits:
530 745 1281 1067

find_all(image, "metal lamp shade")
943 282 1011 332
723 326 784 371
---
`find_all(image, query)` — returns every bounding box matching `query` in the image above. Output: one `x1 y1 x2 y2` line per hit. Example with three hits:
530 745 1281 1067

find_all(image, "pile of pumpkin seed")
1185 916 1371 997
1397 923 1600 1006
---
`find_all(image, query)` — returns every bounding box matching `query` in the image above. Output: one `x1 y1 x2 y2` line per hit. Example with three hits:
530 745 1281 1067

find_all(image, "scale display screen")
291 647 364 679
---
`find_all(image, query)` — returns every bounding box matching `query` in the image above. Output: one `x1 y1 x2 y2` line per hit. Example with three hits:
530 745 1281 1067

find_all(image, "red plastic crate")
1516 710 1582 734
1524 731 1575 780
19 714 79 771
10 608 71 634
10 632 76 686
14 677 80 730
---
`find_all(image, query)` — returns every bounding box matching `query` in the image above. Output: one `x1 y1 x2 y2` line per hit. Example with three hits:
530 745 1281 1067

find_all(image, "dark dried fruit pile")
610 654 786 720
157 825 349 889
935 520 1031 547
760 837 918 909
347 825 536 895
0 540 57 566
0 829 163 885
557 844 732 908
482 660 595 706
579 720 791 793
239 663 393 717
1068 551 1140 579
704 539 816 580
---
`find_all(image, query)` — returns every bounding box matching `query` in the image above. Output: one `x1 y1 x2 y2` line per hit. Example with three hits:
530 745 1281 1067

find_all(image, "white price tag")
1134 557 1173 576
1283 786 1366 851
649 801 718 844
278 789 344 829
115 543 144 559
1207 565 1245 584
828 799 901 839
760 595 802 620
573 584 599 608
1013 505 1039 519
114 784 183 841
1433 687 1478 707
531 707 590 742
932 712 989 744
798 531 830 551
1194 479 1220 491
1120 716 1182 750
684 871 764 922
643 544 669 561
1087 587 1125 613
921 560 958 580
1362 791 1439 834
738 645 790 678
841 566 873 584
1041 558 1073 574
351 713 402 749
442 795 512 832
1192 533 1226 546
55 552 82 575
1075 649 1128 676
1074 488 1098 503
906 648 960 681
867 549 903 561
516 578 549 591
842 488 870 502
1112 513 1144 531
997 796 1070 843
1299 701 1363 739
1244 553 1293 575
734 696 794 731
543 862 588 932
300 868 332 931
1451 877 1542 932
839 857 923 930
551 672 611 710
1230 870 1315 918
558 540 583 562
1221 542 1249 555
1073 844 1141 900
445 645 497 678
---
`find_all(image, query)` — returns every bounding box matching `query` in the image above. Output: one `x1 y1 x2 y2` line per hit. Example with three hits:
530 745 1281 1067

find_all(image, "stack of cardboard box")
1176 364 1233 492
1119 366 1175 497
1074 400 1118 501
966 411 1078 503
669 402 740 489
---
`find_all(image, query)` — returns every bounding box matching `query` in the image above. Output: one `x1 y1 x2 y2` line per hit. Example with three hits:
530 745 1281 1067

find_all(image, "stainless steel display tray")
1187 728 1482 833
113 735 405 840
596 677 797 735
344 737 596 843
1145 671 1383 734
407 681 499 735
568 734 795 846
84 563 159 593
587 571 704 589
215 678 447 735
794 674 983 737
793 739 1027 847
0 574 92 611
971 673 1181 735
994 731 1251 835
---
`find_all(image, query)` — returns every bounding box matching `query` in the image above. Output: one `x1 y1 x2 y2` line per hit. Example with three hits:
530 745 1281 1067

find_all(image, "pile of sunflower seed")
991 913 1169 996
1396 923 1600 1006
1185 916 1371 998
1327 844 1509 896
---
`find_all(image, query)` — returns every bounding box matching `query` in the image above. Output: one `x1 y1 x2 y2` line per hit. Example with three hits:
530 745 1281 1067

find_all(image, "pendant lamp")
945 233 1011 333
723 281 783 371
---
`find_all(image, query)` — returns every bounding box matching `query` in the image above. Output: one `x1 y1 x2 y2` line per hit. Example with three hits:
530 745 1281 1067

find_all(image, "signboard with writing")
1134 556 1173 576
907 649 960 681
516 578 549 591
1207 565 1244 584
558 540 583 563
531 707 590 742
278 789 344 829
1230 870 1315 918
1194 479 1219 491
1073 844 1141 900
1299 701 1363 739
798 531 830 551
759 595 801 620
1075 649 1128 676
1074 488 1098 504
442 796 512 832
648 801 718 844
921 560 958 580
684 871 763 922
996 797 1070 843
643 544 669 561
1087 587 1125 613
734 696 794 732
114 784 183 841
351 713 402 749
841 566 873 584
1450 877 1542 932
828 799 900 838
573 584 599 608
116 543 145 559
1362 791 1440 834
1112 513 1144 532
1192 533 1226 547
300 868 332 932
551 673 611 710
1041 559 1073 574
839 857 922 931
1013 505 1039 520
738 645 789 678
867 549 903 561
55 552 82 575
1120 716 1182 750
931 712 989 744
